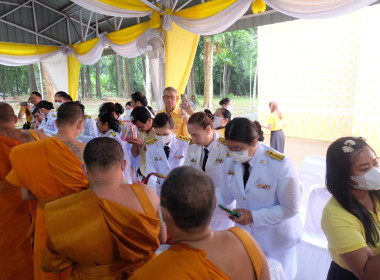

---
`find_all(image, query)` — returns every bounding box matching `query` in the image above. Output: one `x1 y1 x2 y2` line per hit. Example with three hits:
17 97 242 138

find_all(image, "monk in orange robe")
0 102 46 280
131 166 270 280
6 102 89 280
41 137 166 279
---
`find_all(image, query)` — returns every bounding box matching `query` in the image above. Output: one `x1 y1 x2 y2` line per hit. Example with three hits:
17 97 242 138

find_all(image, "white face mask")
213 116 222 129
351 167 380 191
230 149 252 163
226 105 233 112
157 133 172 145
27 102 34 107
55 102 62 109
125 109 132 117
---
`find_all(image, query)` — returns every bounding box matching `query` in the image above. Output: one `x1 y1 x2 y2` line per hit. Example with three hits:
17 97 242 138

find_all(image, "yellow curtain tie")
150 10 162 29
165 8 173 16
252 0 266 14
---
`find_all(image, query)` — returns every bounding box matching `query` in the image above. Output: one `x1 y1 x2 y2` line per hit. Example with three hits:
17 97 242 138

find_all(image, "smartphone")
218 204 240 218
181 93 187 101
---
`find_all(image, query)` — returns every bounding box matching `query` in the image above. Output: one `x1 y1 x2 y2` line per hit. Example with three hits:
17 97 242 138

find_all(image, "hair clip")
342 139 356 153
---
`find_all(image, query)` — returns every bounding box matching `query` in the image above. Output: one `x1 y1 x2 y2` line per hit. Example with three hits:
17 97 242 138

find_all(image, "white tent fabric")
149 57 165 111
105 37 141 59
0 50 60 66
72 34 108 65
265 0 378 19
41 52 69 93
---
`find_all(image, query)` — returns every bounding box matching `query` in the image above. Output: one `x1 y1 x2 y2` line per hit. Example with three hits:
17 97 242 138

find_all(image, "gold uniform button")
243 197 246 201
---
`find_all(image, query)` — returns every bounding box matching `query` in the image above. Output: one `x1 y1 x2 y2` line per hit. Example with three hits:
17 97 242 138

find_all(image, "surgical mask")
55 102 62 109
230 149 252 163
27 102 34 107
213 116 222 129
125 109 132 117
156 133 172 145
227 105 233 112
351 167 380 191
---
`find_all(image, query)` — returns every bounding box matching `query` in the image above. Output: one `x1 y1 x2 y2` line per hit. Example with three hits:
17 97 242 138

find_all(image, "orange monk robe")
0 136 35 280
6 137 89 280
41 185 161 280
131 227 264 280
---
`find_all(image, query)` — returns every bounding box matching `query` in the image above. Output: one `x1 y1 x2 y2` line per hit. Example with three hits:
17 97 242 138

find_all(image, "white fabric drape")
105 37 141 58
171 0 253 35
41 52 69 93
0 50 60 66
70 0 152 18
73 34 107 65
149 57 165 111
265 0 377 19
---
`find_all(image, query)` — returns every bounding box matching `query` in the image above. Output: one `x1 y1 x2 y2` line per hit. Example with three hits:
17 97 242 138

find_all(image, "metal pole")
38 62 44 99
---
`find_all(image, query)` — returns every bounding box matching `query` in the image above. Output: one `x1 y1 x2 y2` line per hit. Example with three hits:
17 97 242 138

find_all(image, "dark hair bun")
115 103 124 116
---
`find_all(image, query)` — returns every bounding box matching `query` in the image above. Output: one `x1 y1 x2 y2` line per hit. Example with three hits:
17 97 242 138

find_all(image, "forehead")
164 90 177 96
352 146 377 167
225 139 249 149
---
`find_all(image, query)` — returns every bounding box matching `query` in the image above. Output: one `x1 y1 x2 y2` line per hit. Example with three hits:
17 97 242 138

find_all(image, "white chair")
295 187 332 280
300 155 326 181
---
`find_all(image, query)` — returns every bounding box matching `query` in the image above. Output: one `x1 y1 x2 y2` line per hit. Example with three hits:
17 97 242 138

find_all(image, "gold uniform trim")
265 150 285 161
176 135 190 142
146 138 158 145
218 137 226 145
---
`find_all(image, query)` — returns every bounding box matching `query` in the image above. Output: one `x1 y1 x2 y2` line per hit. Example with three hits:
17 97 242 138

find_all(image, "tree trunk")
80 67 85 100
225 67 232 96
141 55 146 93
5 67 14 97
40 64 56 102
86 65 92 98
130 58 135 92
115 54 122 97
123 57 130 99
15 68 20 96
186 63 196 99
28 64 38 93
203 36 213 110
222 63 227 97
0 66 5 100
95 62 101 98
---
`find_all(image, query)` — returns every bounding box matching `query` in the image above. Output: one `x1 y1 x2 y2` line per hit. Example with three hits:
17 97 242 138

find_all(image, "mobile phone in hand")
181 94 187 102
218 204 240 218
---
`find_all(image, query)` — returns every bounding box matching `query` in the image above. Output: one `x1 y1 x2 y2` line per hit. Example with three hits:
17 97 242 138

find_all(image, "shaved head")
56 102 84 126
0 102 16 124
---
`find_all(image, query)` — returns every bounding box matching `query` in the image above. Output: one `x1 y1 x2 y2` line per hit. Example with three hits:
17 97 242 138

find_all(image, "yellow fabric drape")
106 21 150 45
252 0 266 14
175 0 238 19
0 42 59 55
165 22 199 99
67 54 81 101
98 0 152 11
72 37 100 55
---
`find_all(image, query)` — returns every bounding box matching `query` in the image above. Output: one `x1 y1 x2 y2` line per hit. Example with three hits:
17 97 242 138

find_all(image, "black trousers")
326 261 358 280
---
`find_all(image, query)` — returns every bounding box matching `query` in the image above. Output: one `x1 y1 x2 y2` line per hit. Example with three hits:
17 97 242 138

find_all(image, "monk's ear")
121 160 126 172
14 115 18 124
80 163 88 176
76 118 84 130
55 119 59 129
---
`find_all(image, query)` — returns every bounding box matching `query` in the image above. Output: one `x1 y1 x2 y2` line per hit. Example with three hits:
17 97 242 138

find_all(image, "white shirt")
39 110 57 136
77 115 97 143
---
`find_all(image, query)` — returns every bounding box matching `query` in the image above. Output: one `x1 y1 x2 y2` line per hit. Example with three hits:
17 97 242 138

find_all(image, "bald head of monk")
55 102 84 136
161 166 215 233
0 102 17 128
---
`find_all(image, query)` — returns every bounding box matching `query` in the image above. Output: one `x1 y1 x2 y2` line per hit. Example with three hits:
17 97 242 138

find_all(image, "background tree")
28 64 38 93
203 36 213 109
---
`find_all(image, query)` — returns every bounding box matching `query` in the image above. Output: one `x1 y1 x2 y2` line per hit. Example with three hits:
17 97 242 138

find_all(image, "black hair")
126 101 133 107
99 102 123 116
32 107 40 115
219 108 231 121
225 118 259 144
131 91 148 107
130 106 153 124
147 106 155 117
36 100 54 110
98 111 119 132
115 103 124 116
326 137 380 247
153 112 174 129
188 112 213 130
163 87 177 95
219 98 231 106
252 121 264 142
31 91 42 98
84 137 123 171
161 166 215 231
55 91 72 102
75 101 85 113
56 102 84 126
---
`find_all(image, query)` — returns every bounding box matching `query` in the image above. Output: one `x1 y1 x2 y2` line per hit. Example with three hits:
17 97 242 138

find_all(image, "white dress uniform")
146 134 189 195
100 130 132 184
184 131 235 231
77 115 97 143
39 110 57 136
221 142 302 280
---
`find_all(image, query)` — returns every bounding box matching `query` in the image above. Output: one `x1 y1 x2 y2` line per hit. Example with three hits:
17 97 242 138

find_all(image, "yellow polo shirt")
158 106 190 138
268 113 284 131
321 197 380 270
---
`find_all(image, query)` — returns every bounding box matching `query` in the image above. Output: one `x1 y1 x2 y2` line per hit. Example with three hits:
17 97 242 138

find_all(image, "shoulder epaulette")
265 150 285 161
189 139 195 145
176 135 190 142
110 131 117 137
146 138 158 146
119 120 124 125
86 115 91 119
218 137 226 145
52 113 56 118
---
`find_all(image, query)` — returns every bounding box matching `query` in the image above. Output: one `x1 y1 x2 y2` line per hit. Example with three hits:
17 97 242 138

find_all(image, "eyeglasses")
227 146 250 152
163 95 177 100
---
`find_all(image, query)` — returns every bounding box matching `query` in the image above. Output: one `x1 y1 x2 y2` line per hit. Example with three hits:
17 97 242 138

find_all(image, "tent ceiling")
1 0 380 46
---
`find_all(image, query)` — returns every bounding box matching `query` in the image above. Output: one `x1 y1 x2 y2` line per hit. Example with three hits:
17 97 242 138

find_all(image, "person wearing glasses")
158 87 190 138
220 118 302 280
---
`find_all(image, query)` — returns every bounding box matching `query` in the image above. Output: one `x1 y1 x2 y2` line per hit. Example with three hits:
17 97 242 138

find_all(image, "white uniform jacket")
221 142 302 253
146 134 189 195
39 110 57 136
184 132 235 230
77 115 97 143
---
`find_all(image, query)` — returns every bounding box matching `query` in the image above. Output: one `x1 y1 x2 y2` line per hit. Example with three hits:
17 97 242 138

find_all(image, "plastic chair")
300 155 326 181
295 187 332 280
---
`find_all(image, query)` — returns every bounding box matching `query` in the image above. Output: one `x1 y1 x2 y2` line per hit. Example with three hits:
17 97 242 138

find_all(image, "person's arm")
41 236 73 273
180 99 195 116
18 104 26 119
262 114 274 130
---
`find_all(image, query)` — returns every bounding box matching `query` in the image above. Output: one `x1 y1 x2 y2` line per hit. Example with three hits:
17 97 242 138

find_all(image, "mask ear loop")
158 203 167 227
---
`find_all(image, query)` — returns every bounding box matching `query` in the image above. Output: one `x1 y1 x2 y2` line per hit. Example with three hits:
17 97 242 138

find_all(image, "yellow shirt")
215 127 225 138
321 197 380 270
268 113 284 131
158 107 190 138
139 129 156 176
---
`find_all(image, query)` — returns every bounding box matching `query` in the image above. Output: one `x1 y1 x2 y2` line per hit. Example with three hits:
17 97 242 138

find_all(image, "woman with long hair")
263 101 285 153
322 137 380 279
213 108 231 138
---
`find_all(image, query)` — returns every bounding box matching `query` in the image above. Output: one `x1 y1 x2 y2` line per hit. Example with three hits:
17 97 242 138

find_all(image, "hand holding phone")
218 204 240 218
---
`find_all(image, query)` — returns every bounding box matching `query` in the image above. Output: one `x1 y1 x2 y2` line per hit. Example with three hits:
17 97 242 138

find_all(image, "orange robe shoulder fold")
131 227 264 280
6 137 88 280
0 136 34 280
41 186 161 280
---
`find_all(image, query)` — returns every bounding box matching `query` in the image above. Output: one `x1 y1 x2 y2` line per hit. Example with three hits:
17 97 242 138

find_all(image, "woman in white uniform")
96 111 132 183
37 100 57 136
184 111 234 231
221 118 302 280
